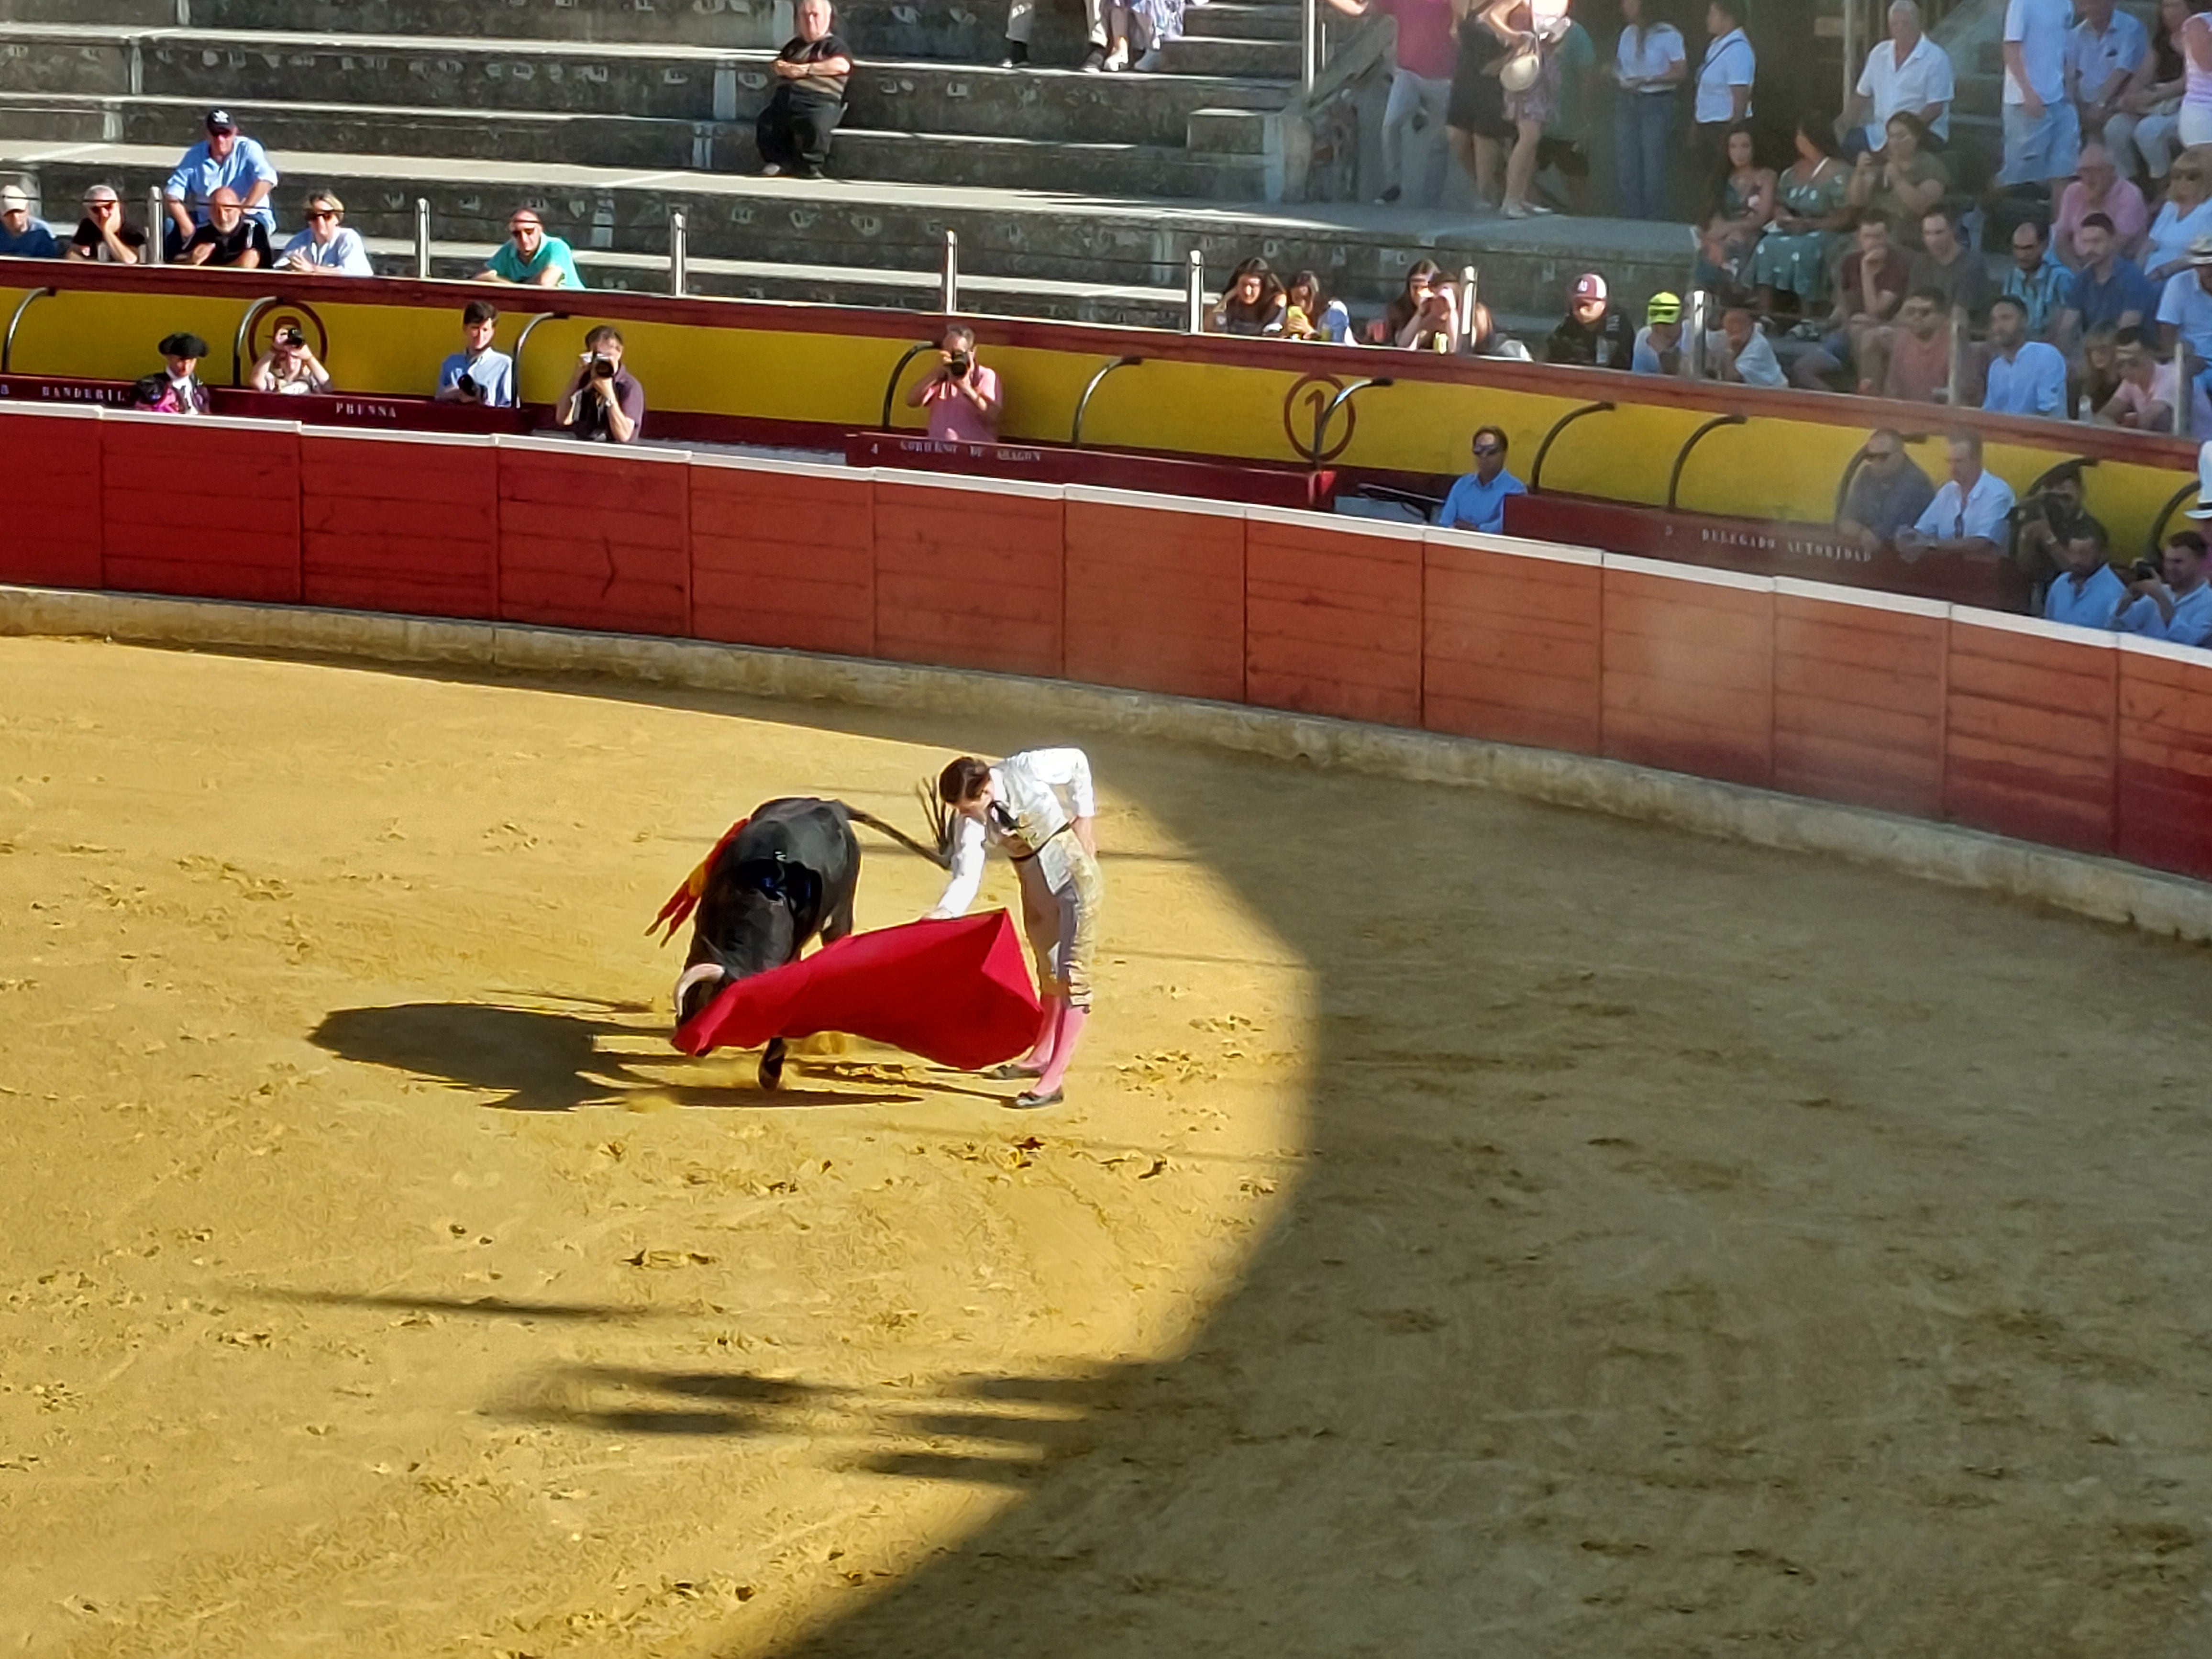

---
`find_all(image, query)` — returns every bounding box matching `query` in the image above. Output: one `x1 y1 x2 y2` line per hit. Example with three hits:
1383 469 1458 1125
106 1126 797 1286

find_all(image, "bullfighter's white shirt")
930 747 1096 917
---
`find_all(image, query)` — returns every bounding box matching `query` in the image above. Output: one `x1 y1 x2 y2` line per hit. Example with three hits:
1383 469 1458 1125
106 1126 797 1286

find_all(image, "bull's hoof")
757 1048 786 1091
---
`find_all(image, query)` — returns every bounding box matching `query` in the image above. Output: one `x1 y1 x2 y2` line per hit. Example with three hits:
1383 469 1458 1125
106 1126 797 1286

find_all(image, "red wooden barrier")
873 474 1063 678
690 456 875 658
1063 488 1245 703
1244 510 1423 728
2116 639 2212 879
1772 583 1948 817
496 438 690 636
0 405 101 589
1422 531 1602 754
1602 558 1775 787
100 412 302 603
300 431 498 619
1943 612 2117 854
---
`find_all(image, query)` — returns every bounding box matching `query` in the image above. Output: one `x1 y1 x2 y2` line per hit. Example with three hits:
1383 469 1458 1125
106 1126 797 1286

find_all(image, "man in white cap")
64 184 145 264
1543 272 1635 367
0 184 55 259
161 108 277 259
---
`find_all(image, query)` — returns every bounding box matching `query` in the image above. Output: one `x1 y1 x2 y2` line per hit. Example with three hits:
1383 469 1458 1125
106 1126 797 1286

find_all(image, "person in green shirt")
476 208 586 289
1537 18 1598 213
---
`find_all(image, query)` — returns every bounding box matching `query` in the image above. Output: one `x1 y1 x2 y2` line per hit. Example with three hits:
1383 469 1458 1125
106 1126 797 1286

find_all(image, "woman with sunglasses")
276 191 373 276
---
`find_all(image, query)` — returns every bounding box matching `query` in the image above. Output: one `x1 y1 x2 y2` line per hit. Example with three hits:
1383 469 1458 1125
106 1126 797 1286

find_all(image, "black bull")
673 796 941 1088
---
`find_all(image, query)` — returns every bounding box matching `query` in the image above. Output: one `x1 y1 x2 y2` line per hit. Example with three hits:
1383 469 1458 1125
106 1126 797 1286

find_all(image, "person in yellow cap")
1632 290 1688 373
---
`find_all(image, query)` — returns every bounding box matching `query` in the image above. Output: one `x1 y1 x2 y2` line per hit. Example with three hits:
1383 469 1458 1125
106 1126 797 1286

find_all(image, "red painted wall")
497 442 690 636
100 414 302 603
1423 534 1602 754
0 407 101 589
690 460 875 658
1772 589 1947 818
1245 513 1423 728
301 432 498 619
1602 562 1775 789
1063 492 1246 704
873 476 1063 678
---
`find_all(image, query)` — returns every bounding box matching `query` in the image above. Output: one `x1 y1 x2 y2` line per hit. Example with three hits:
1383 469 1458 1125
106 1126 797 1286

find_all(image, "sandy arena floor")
2 635 2211 1659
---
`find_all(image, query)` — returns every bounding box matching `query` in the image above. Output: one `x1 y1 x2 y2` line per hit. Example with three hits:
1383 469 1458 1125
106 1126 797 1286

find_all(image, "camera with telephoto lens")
276 326 304 349
2134 558 2162 583
588 354 615 380
947 351 971 378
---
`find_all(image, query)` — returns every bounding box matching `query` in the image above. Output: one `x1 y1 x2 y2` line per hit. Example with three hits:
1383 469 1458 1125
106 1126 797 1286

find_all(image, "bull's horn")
673 962 726 1013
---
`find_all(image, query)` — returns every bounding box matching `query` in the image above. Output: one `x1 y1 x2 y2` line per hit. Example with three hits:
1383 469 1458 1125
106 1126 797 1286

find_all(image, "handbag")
1499 36 1543 91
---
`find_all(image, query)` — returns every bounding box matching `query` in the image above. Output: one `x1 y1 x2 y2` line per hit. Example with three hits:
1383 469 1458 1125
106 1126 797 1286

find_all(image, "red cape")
672 912 1040 1072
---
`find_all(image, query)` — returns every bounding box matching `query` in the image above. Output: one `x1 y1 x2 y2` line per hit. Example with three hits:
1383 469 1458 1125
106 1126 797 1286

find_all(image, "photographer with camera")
434 300 516 408
247 324 332 396
557 324 644 444
2116 530 2212 644
905 323 1001 442
2041 514 2129 627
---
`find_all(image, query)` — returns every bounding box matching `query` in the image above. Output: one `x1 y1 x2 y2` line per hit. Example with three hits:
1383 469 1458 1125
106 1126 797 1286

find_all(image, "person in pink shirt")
2055 140 2151 265
1326 0 1460 204
907 323 1003 442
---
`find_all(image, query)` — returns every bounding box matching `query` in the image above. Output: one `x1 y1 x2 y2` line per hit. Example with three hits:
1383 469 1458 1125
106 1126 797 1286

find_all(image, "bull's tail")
845 801 952 870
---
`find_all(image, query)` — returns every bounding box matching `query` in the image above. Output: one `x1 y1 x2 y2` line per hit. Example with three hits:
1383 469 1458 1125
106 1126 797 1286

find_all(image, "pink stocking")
1034 1005 1087 1096
1020 995 1064 1074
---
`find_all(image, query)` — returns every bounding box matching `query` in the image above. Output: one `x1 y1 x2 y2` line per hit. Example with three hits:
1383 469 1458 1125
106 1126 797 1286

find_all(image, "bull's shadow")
308 1000 923 1112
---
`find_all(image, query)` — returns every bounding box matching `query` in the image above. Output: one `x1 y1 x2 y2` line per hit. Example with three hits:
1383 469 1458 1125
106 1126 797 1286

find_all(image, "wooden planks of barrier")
1422 531 1602 754
1943 612 2117 854
1601 557 1775 787
691 457 875 658
1245 511 1423 728
872 474 1064 678
100 412 303 604
496 439 691 637
1772 583 1948 817
300 431 498 619
0 405 101 590
2116 639 2212 879
1063 488 1246 703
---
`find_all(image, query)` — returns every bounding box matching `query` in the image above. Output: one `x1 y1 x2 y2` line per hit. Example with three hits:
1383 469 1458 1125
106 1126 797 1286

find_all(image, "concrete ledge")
10 581 2212 945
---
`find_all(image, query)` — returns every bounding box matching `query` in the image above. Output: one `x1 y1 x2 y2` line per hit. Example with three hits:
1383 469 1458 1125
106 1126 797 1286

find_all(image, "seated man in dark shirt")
1836 427 1936 553
558 324 645 443
181 187 270 269
66 184 148 264
1543 271 1636 368
757 0 852 179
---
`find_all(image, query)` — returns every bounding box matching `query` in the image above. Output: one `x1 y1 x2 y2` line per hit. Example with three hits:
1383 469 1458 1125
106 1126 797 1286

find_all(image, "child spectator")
435 300 517 408
1212 257 1288 334
248 325 332 395
0 185 56 258
64 185 146 265
476 209 585 289
1284 271 1353 343
758 0 852 179
1371 260 1463 350
277 192 373 276
132 333 211 416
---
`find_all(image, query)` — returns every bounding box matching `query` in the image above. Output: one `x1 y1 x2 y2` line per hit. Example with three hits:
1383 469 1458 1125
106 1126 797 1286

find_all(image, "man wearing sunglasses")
64 184 146 265
476 208 585 289
276 191 372 275
1434 425 1527 534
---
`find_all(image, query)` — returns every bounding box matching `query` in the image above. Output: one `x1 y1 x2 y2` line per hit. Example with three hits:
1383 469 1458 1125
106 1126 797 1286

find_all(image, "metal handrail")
512 310 572 400
1070 355 1144 446
1528 399 1614 493
2023 455 2097 501
1664 412 1748 512
231 294 287 387
1308 376 1393 465
879 339 940 430
2 285 55 374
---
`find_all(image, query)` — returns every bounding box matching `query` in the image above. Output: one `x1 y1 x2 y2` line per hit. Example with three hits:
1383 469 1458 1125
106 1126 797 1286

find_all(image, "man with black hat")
133 334 211 416
161 108 277 260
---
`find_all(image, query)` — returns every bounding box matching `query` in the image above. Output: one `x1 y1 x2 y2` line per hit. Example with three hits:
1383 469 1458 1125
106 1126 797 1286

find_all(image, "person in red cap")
161 108 277 261
1543 271 1636 366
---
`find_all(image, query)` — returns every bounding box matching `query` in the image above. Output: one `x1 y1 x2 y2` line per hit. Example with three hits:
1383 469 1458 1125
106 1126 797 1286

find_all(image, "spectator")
1751 116 1851 318
131 332 210 416
276 191 372 276
1130 0 1184 71
2118 529 2212 642
1632 290 1685 374
0 184 56 258
1848 111 1950 250
1445 0 1515 211
1284 270 1353 343
1212 257 1288 334
1896 430 2015 559
2183 0 2212 151
907 323 1001 441
2079 322 2127 411
1878 287 1958 403
1791 210 1909 390
2041 517 2128 625
2070 212 2157 331
2108 0 2191 183
1691 0 1756 189
2055 142 2149 265
1329 0 1458 207
64 184 146 265
1435 425 1526 533
1497 0 1570 220
477 209 585 289
1982 294 2069 415
1004 0 1110 69
248 325 332 395
2068 0 2150 146
1909 208 1994 321
558 325 644 443
1371 259 1464 350
1544 270 1634 367
1535 11 1598 213
1843 1 1955 158
1999 0 2079 206
2002 218 2076 347
1715 299 1787 387
161 108 276 260
2157 232 2212 368
1695 123 1773 289
435 299 517 407
1838 428 1936 551
1611 0 1687 221
2096 326 2179 427
2145 146 2212 280
181 188 271 269
757 0 852 179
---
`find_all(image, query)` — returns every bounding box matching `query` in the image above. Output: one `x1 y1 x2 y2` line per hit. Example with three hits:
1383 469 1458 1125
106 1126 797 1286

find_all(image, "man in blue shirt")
2002 218 2074 347
433 299 517 408
1982 295 2068 416
2116 531 2212 644
1435 425 1527 535
0 184 56 258
162 108 277 258
2157 236 2212 371
2070 212 2156 333
2042 518 2127 627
